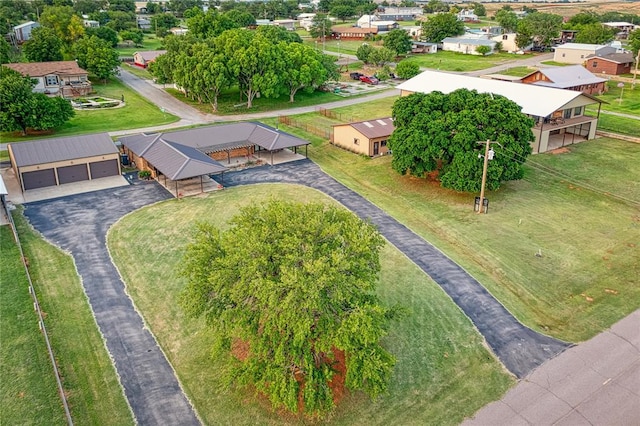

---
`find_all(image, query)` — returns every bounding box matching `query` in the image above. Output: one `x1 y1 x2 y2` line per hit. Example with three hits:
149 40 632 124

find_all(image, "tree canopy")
179 200 398 416
421 13 464 43
517 12 563 48
383 29 412 56
74 35 120 82
388 90 534 192
23 26 64 62
0 68 74 135
495 9 518 33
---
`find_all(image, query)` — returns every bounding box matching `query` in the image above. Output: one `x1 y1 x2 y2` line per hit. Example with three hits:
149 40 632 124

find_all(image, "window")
564 109 572 119
562 53 566 57
592 61 598 67
502 34 508 40
353 138 359 145
574 106 583 116
45 75 58 86
580 54 584 59
381 140 387 147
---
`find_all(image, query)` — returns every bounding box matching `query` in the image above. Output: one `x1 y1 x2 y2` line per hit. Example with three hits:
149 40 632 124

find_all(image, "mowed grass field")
2 214 134 425
0 77 178 143
401 51 536 72
107 185 513 425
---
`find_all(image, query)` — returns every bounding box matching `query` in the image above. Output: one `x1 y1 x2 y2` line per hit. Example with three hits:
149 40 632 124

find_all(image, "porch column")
200 175 203 193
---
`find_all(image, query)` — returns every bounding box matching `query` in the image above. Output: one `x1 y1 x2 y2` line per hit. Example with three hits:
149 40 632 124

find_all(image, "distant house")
585 52 635 75
357 15 398 31
296 12 316 20
273 19 297 30
397 70 604 154
169 27 188 36
2 61 91 98
13 21 39 43
332 26 377 40
491 33 526 53
377 6 423 21
332 118 394 157
137 17 151 30
411 41 438 54
602 22 639 39
83 19 100 28
520 65 607 95
133 50 167 68
558 29 578 44
403 26 422 39
553 43 617 64
442 37 496 55
457 10 479 23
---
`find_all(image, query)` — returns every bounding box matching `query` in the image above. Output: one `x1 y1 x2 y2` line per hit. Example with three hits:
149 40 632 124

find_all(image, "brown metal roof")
342 117 395 139
9 133 118 168
332 26 378 34
3 61 89 77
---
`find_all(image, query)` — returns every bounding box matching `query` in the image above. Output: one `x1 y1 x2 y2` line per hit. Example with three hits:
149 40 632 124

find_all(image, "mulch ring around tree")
231 339 347 418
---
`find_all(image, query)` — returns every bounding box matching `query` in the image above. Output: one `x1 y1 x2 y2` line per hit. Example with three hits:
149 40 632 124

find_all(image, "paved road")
223 159 570 379
22 181 201 426
464 309 640 425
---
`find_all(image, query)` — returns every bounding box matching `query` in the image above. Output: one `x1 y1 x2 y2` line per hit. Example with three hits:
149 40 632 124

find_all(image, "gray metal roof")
119 133 227 180
9 133 118 168
442 37 496 46
533 65 607 89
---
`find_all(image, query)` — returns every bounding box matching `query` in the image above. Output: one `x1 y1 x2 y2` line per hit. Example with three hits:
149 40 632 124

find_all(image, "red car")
359 75 379 85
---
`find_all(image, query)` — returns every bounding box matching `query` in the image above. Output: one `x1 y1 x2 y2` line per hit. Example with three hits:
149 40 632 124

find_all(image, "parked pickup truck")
350 72 364 80
359 75 379 85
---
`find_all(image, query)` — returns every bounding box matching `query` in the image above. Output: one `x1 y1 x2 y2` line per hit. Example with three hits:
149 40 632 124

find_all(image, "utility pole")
477 139 496 214
633 49 639 89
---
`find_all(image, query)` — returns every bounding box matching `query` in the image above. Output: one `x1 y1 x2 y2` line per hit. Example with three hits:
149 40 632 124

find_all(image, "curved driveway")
23 181 200 425
224 159 570 378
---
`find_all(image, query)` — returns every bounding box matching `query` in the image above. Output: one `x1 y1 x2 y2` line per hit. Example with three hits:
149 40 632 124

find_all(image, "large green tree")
178 200 398 416
495 9 518 33
573 23 616 44
395 61 420 79
309 13 333 40
74 35 120 82
22 26 64 62
421 13 464 43
388 90 534 192
517 12 563 49
383 29 412 56
629 28 640 56
281 42 327 102
0 68 74 135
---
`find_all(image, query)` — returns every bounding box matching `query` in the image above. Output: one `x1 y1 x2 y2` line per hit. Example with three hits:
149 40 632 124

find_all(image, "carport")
8 133 121 192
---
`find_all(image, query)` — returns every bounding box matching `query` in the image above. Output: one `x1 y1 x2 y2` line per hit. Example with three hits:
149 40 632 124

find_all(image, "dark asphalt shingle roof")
3 61 88 77
585 52 635 64
9 133 118 168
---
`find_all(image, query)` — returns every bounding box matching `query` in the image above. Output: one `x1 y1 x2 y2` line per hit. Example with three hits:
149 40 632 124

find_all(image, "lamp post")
617 82 625 104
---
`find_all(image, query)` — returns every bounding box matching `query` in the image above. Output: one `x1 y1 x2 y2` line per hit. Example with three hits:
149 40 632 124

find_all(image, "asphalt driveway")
224 159 570 379
23 181 200 425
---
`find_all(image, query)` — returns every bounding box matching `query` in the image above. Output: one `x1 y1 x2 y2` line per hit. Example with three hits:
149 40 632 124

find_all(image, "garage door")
90 159 119 179
22 169 56 190
58 164 89 185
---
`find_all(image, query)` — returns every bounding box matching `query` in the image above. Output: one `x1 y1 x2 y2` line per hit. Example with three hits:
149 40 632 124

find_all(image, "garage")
58 164 89 184
22 169 56 190
90 159 119 179
7 133 122 192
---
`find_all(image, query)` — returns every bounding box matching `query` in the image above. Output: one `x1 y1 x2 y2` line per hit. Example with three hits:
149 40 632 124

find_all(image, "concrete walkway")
22 181 200 426
464 310 640 425
223 159 570 379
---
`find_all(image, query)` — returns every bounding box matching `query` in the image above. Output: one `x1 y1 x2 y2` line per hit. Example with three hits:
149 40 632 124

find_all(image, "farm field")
107 184 513 425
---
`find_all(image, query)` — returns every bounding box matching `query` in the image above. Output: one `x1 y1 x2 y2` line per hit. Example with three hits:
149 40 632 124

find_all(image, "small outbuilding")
133 50 167 68
585 52 635 75
442 37 496 55
8 133 121 192
332 118 394 157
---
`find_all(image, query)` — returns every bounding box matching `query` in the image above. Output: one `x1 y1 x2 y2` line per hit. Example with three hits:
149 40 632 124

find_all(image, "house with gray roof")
7 133 121 191
442 37 496 55
332 118 394 157
520 65 608 95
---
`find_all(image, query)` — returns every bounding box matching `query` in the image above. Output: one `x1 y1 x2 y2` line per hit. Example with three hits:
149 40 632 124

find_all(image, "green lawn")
116 34 164 57
0 77 178 143
499 66 535 77
594 80 640 116
1 225 66 425
595 112 640 136
303 38 384 56
107 185 513 425
121 62 153 79
276 115 640 343
540 61 572 66
401 51 535 72
6 214 134 425
165 86 343 115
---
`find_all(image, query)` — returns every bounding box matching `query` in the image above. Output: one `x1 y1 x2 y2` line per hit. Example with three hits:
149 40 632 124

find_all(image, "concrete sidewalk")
464 310 640 425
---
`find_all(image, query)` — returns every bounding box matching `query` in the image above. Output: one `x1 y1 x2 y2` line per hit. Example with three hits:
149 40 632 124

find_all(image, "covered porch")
532 115 598 153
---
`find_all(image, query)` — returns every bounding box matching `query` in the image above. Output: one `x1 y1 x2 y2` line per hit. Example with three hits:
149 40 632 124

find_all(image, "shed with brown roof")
133 50 167 68
332 118 394 156
7 133 121 191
